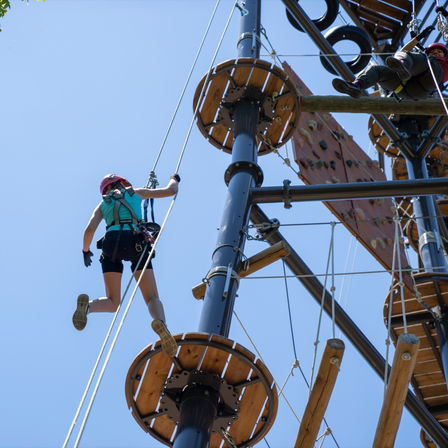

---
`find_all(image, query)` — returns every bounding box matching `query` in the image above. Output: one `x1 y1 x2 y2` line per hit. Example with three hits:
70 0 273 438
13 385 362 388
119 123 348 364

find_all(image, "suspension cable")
149 0 223 176
309 223 335 391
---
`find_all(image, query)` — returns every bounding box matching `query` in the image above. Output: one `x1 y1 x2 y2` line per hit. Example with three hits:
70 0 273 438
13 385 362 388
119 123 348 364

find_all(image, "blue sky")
0 1 429 447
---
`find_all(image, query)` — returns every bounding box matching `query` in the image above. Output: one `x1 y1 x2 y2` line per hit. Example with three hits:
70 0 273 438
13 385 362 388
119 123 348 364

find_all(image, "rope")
62 248 147 448
281 261 342 448
73 200 176 448
309 224 335 391
232 310 302 424
148 0 223 177
174 0 238 174
68 3 239 445
426 54 448 116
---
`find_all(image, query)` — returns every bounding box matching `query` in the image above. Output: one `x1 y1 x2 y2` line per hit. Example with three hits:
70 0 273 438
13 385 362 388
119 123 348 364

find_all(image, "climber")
72 173 180 358
332 26 448 100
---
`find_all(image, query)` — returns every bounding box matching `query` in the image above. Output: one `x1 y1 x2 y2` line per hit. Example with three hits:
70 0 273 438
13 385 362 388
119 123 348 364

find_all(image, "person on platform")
72 173 180 357
332 26 448 100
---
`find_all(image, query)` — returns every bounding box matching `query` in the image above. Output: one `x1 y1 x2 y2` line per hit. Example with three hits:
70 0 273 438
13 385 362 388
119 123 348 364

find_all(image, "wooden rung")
191 241 290 300
294 339 345 448
373 333 420 448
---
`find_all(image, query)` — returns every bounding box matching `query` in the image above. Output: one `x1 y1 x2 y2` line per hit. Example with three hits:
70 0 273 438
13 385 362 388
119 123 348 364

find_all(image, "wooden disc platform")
368 116 448 161
420 428 438 448
193 58 299 155
384 273 448 429
125 332 278 447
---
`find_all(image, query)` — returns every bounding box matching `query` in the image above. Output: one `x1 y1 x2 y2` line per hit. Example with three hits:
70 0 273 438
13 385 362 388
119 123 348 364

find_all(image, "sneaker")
332 78 363 98
151 319 177 358
385 57 411 81
73 294 89 330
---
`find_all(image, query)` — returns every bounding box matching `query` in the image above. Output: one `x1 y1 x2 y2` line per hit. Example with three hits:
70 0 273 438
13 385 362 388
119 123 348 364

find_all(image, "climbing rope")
148 0 224 177
66 2 239 447
426 52 448 116
281 260 341 448
232 310 302 424
310 223 336 390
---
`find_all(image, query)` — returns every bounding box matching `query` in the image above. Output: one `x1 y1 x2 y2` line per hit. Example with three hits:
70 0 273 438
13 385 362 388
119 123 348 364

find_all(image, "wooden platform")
340 0 426 48
193 58 299 155
125 332 278 447
384 273 448 430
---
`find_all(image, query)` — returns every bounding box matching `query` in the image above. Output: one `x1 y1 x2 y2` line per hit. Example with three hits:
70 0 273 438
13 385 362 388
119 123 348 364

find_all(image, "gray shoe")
385 56 411 81
332 78 363 98
151 320 177 358
73 294 89 330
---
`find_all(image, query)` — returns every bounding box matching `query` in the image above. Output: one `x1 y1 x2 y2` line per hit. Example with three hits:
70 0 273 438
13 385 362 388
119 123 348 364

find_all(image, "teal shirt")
101 189 142 232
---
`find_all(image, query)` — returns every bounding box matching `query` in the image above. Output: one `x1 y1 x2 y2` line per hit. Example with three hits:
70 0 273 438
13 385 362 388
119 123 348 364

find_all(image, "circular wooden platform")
420 429 438 448
125 332 278 447
193 58 299 155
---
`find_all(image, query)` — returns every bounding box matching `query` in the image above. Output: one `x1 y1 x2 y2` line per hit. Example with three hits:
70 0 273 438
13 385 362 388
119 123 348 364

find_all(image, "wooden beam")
191 241 291 300
299 95 448 116
294 339 345 448
373 333 420 448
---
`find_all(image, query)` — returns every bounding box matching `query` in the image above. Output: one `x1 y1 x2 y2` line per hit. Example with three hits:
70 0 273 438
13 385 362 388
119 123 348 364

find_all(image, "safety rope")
310 223 335 390
281 261 341 448
67 2 239 446
426 52 448 116
232 310 302 424
62 248 147 448
148 0 223 177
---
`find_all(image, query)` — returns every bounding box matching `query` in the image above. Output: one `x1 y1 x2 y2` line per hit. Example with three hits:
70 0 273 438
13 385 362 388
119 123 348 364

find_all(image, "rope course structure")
64 0 448 447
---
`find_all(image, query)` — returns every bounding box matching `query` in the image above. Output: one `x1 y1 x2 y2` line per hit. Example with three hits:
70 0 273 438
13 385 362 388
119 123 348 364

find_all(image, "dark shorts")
100 230 153 274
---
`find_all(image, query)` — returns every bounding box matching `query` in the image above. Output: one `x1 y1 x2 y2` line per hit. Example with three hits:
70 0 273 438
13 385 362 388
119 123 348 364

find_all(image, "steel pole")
174 2 261 447
405 157 448 394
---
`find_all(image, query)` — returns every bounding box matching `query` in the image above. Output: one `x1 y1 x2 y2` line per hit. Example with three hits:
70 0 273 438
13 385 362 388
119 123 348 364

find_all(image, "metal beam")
249 204 448 447
299 95 448 116
250 178 448 204
280 0 415 159
416 116 448 159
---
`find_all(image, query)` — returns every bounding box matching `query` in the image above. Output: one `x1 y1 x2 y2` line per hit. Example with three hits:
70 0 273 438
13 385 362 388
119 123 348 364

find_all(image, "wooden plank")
264 91 295 146
414 371 446 388
414 360 442 375
200 334 233 376
416 348 439 363
228 378 267 444
356 0 409 18
210 432 223 448
224 130 234 152
152 414 176 444
223 343 254 385
263 70 286 99
420 383 448 398
232 63 252 87
424 395 448 407
135 351 173 416
247 62 270 91
176 334 209 371
192 242 290 300
211 123 229 148
199 72 229 126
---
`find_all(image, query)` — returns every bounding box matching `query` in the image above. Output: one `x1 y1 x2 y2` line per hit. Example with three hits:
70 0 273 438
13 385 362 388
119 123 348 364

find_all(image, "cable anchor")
282 179 292 209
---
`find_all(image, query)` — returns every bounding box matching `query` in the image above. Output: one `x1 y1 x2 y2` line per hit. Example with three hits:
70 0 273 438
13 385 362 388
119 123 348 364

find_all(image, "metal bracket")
203 265 240 290
419 231 441 257
223 263 233 299
282 179 292 209
161 370 240 432
236 32 261 48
